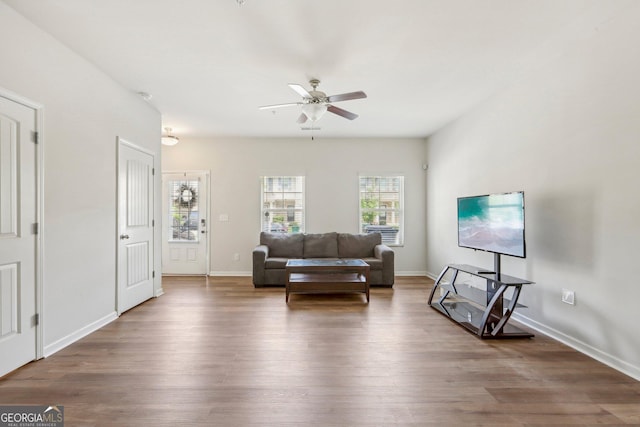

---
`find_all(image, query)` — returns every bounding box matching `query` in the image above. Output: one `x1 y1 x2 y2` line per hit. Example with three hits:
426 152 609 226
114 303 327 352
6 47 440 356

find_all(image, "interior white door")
117 140 154 314
0 95 38 377
161 172 209 275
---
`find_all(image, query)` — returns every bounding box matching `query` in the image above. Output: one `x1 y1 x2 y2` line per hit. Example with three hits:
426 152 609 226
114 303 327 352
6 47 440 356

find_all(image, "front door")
161 172 209 275
117 139 154 314
0 93 38 377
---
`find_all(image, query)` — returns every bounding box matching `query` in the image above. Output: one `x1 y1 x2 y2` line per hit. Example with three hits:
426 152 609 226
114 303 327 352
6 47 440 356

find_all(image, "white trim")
396 271 428 277
207 271 426 277
162 169 211 175
357 174 405 245
118 136 155 156
0 86 43 110
43 311 118 357
260 175 306 234
161 274 208 277
425 269 639 380
161 170 211 275
35 105 44 360
209 271 252 277
0 87 44 360
116 137 155 315
512 312 640 381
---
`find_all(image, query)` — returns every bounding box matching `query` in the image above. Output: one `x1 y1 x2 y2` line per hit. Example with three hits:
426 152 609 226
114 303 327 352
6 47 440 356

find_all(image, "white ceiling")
4 0 609 138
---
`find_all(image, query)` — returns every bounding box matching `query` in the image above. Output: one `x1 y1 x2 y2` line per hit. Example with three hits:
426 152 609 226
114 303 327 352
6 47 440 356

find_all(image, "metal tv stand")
428 255 533 339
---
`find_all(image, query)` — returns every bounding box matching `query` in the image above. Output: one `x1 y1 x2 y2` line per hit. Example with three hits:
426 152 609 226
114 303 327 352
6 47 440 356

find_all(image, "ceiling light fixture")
161 127 179 146
301 102 328 122
236 0 245 6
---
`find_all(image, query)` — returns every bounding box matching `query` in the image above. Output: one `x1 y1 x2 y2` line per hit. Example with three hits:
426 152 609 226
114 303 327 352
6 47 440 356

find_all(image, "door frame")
116 137 155 315
162 170 211 276
0 86 44 360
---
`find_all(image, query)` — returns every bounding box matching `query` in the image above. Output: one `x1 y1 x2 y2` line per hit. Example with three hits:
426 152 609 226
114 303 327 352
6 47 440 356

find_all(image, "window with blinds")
168 179 200 242
261 176 305 234
359 175 404 246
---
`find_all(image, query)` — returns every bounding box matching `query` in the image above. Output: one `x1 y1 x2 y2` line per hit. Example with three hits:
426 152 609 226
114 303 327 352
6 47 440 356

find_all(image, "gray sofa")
252 231 394 287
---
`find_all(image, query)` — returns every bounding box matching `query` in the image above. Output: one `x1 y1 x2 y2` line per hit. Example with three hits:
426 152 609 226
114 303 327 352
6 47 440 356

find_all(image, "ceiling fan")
259 79 367 124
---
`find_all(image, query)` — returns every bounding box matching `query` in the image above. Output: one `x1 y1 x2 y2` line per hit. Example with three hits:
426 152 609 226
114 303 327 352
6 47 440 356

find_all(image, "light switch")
219 214 229 222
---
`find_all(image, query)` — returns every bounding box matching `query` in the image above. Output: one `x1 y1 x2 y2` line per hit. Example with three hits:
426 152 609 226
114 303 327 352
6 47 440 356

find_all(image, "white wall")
162 137 427 275
426 2 640 379
0 2 162 354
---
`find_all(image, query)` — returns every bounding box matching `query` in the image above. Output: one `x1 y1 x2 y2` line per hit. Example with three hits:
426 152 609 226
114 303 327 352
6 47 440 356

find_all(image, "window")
359 175 404 245
261 176 305 234
168 179 200 242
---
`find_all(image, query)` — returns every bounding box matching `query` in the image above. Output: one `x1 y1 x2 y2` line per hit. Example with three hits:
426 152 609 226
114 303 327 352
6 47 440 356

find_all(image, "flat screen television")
457 191 525 258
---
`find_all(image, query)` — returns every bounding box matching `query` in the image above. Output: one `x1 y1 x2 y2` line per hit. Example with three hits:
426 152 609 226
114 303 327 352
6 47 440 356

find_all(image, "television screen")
457 192 525 258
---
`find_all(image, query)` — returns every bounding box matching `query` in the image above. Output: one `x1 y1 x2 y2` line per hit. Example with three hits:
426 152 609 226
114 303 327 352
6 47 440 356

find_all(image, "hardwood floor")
1 276 639 426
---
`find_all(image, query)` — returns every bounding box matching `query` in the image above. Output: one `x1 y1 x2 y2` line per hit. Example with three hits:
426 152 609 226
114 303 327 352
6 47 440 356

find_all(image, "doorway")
162 172 209 275
117 138 155 314
0 90 42 377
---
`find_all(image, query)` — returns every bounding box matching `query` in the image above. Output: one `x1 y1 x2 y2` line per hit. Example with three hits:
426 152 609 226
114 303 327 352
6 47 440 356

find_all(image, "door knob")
120 234 130 240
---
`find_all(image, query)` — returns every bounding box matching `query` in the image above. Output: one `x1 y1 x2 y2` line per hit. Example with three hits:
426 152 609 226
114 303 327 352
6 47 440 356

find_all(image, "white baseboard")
43 311 118 358
512 312 640 381
209 271 251 277
426 268 639 381
396 271 428 277
208 271 428 277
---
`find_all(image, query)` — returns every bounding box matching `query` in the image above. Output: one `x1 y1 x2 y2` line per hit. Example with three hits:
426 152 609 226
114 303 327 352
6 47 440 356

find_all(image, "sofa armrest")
374 244 395 286
252 245 269 287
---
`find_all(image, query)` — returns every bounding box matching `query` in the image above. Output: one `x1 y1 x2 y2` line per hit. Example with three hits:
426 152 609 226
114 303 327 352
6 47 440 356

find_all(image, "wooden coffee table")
285 259 370 303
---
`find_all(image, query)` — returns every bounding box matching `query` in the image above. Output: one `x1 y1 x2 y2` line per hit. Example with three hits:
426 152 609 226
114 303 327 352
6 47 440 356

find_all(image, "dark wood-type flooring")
1 276 639 426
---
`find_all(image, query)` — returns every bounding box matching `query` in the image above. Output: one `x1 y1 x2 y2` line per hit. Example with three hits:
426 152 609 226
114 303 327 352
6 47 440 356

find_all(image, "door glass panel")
168 179 199 242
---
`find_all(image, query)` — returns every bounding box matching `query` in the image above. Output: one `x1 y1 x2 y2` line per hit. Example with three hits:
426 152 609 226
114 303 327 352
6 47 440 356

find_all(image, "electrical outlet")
233 253 240 261
561 288 575 305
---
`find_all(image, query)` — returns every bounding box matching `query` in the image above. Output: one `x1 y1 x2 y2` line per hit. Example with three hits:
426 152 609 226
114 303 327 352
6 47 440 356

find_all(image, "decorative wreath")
174 184 197 208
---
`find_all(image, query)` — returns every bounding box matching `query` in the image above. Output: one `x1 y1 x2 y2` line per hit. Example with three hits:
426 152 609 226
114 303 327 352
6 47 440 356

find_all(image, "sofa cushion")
361 257 383 270
338 233 381 258
304 232 338 258
260 232 304 258
265 257 289 269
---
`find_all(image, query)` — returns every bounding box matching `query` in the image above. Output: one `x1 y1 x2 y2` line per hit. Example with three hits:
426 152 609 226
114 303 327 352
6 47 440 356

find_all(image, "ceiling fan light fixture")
260 80 365 125
161 127 179 146
301 103 328 122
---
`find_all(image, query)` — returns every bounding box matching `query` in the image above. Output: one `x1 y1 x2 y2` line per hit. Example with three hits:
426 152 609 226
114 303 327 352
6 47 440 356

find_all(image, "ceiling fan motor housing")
306 91 326 103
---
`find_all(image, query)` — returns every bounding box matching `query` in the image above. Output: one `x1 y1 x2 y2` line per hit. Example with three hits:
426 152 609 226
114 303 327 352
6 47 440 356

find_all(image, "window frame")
260 176 305 234
358 174 405 246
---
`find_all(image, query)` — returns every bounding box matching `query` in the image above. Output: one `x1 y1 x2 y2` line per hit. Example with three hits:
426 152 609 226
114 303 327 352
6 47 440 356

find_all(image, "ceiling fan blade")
327 105 359 120
326 91 367 103
288 84 312 99
296 113 308 124
258 102 302 110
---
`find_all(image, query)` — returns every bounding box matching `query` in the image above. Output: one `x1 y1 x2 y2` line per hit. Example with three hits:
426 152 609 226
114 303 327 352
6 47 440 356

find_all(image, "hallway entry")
162 172 209 275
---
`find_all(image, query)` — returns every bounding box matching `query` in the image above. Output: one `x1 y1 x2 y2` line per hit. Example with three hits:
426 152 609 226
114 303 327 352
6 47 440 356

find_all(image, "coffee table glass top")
286 259 368 268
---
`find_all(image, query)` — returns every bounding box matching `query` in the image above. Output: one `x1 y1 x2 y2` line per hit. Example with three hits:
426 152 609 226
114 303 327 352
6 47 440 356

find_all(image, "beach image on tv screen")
458 192 525 257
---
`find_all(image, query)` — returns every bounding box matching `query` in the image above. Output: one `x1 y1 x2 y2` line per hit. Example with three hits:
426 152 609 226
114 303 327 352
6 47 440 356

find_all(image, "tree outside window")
359 176 404 245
